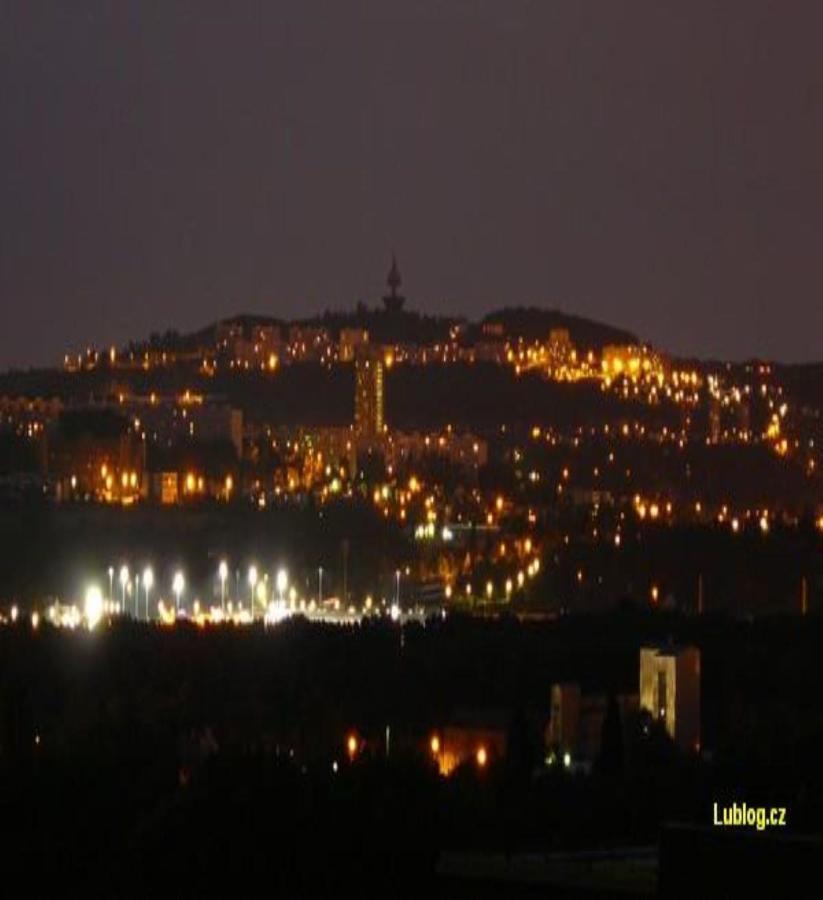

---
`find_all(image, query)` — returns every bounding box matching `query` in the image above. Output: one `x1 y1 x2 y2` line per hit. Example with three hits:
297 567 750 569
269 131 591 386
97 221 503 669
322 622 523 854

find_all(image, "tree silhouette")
596 692 624 777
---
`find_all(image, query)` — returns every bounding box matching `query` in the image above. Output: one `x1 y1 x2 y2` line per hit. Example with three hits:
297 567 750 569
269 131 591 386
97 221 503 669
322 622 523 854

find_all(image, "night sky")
2 1 821 368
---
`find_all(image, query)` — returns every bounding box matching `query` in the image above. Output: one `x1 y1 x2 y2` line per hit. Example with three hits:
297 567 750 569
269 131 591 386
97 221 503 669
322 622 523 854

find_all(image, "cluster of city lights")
341 729 493 778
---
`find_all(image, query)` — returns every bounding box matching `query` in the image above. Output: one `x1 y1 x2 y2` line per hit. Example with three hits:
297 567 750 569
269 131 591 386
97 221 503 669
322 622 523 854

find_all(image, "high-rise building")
640 645 701 753
354 348 384 439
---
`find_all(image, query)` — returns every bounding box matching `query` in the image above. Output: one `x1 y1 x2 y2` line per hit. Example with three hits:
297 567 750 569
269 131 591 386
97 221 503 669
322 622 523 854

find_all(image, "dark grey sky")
1 1 821 368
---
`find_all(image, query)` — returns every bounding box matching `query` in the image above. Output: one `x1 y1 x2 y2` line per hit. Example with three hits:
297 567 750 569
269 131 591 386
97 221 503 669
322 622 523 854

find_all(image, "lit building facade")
354 348 385 439
384 430 488 471
546 683 638 767
123 394 244 459
216 321 282 370
639 645 701 753
431 709 509 776
48 409 145 503
339 328 369 362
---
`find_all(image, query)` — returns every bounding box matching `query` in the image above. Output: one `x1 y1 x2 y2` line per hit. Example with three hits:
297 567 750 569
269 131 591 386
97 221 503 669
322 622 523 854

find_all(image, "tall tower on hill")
382 253 405 313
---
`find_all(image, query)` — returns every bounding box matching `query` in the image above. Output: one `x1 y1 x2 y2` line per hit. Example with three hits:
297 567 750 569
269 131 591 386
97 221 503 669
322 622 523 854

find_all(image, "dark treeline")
527 517 822 617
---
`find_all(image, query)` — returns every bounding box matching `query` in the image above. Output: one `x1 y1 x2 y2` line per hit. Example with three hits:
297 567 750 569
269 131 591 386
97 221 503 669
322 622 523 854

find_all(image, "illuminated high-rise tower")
354 347 384 439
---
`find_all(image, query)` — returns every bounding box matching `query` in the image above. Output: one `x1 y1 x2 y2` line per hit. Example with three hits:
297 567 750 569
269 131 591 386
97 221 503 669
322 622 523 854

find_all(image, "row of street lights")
91 559 428 625
107 565 156 619
104 560 292 620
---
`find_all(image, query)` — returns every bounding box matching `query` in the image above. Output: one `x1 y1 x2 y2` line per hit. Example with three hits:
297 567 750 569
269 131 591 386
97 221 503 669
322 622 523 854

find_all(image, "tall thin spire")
382 252 405 313
387 252 401 298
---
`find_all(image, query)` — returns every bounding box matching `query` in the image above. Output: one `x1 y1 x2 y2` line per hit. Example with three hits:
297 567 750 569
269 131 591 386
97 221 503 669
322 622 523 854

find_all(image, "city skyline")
3 1 823 369
3 5 823 894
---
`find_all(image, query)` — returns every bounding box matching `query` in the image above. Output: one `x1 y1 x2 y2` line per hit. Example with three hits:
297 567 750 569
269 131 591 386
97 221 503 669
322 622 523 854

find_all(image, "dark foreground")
3 611 823 896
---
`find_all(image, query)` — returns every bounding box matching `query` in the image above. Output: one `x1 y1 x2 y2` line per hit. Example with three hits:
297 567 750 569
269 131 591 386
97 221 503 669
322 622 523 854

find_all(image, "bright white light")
143 567 154 591
84 585 104 630
265 601 290 626
248 565 258 587
276 568 288 596
390 603 400 622
119 565 129 587
173 571 184 596
218 560 228 581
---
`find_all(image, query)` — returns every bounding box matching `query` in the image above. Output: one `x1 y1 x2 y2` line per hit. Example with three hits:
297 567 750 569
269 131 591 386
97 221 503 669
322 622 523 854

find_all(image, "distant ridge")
187 304 639 353
481 307 639 350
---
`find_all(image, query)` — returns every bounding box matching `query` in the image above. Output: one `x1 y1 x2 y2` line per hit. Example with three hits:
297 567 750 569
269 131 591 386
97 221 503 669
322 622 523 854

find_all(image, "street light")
318 566 323 605
395 569 401 607
108 566 114 605
84 585 103 630
119 565 129 615
143 567 154 620
276 568 288 605
218 560 228 612
248 566 258 619
173 571 184 615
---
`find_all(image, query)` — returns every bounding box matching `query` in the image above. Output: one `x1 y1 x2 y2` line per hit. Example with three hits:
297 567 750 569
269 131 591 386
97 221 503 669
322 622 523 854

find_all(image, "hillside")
480 307 639 349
